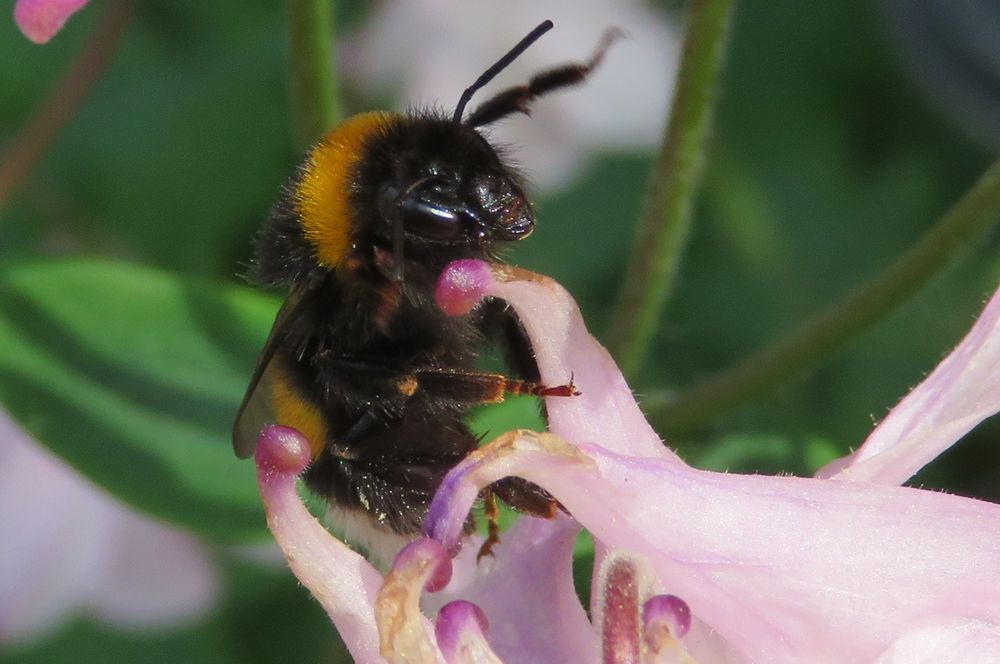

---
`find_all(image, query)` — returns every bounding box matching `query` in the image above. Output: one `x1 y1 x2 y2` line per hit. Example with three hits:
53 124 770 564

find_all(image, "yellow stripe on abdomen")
270 359 329 460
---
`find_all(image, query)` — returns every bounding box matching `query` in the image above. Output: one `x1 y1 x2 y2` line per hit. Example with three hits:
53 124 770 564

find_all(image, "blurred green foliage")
1 0 997 661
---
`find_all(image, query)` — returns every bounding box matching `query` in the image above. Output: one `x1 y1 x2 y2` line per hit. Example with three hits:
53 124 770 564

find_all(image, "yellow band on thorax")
296 111 397 268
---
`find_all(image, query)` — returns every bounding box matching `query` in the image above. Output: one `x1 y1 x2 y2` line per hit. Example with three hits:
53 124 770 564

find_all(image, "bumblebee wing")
232 288 307 459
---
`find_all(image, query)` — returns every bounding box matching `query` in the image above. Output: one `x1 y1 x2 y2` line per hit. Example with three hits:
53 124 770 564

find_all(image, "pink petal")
90 516 218 629
13 0 89 44
254 425 386 663
425 430 1000 662
437 261 682 463
822 284 1000 484
0 412 217 644
873 618 1000 663
434 260 1000 661
0 424 114 642
435 516 596 663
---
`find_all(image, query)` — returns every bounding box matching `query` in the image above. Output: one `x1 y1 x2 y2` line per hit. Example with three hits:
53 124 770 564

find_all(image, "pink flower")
255 261 1000 662
13 0 90 44
0 411 219 645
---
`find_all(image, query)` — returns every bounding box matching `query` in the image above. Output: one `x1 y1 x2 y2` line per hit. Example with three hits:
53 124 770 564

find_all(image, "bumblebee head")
258 20 618 287
369 117 534 250
361 19 619 279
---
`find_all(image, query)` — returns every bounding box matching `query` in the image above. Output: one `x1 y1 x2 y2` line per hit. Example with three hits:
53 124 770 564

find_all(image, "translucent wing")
232 288 307 458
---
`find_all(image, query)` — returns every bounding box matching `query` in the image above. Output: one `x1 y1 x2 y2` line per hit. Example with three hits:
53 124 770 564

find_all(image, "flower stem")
651 157 1000 438
607 0 735 377
0 0 131 211
286 0 340 149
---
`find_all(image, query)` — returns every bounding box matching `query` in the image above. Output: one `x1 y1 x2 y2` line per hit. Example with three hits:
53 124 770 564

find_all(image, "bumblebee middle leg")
413 369 579 407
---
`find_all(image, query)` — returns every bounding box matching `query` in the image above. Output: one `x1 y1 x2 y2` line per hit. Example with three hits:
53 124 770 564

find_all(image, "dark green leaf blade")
0 259 278 543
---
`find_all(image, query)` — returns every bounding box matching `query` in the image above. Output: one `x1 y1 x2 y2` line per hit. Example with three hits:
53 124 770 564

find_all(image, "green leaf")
0 259 278 543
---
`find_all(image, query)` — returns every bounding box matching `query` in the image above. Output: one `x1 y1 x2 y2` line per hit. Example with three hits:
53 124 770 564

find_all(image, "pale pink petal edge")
824 283 1000 484
14 0 89 43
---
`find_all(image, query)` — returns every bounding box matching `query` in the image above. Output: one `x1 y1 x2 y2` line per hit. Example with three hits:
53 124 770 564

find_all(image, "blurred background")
1 0 997 662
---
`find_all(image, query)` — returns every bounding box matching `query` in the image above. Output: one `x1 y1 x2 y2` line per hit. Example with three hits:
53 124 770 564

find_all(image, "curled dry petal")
254 425 386 663
821 285 1000 484
13 0 89 43
376 539 450 664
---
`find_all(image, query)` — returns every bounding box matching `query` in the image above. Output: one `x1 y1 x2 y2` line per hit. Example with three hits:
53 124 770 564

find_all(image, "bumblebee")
234 21 616 559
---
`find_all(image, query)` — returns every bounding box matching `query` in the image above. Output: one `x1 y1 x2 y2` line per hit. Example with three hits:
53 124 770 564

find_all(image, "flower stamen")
376 539 453 663
598 555 643 664
643 594 693 663
254 425 385 661
435 600 502 664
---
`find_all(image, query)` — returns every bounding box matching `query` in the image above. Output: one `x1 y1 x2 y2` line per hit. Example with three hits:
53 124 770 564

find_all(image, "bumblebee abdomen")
269 354 330 460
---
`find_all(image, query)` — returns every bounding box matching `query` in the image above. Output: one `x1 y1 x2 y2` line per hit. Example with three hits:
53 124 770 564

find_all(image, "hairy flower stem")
651 157 1000 439
0 0 131 210
286 0 340 149
607 0 734 377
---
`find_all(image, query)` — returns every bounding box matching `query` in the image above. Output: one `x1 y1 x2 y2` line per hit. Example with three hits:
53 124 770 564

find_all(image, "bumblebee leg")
315 355 578 406
491 477 562 520
477 488 502 561
476 299 541 382
413 369 579 406
338 408 382 446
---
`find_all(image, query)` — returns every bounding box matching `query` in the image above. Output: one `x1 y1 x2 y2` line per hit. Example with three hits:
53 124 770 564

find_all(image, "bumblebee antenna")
466 27 623 128
452 19 554 124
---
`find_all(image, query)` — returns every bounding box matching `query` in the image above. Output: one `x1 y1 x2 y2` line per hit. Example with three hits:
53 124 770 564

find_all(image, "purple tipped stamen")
435 258 494 316
255 424 312 476
388 538 453 593
435 600 500 663
643 594 692 653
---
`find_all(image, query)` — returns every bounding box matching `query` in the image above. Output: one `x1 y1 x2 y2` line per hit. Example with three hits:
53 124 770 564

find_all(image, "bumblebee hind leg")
477 488 502 561
475 476 562 560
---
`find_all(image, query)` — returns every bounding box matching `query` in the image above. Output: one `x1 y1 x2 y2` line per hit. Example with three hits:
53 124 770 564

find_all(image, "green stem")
286 0 340 149
650 157 1000 438
607 0 734 377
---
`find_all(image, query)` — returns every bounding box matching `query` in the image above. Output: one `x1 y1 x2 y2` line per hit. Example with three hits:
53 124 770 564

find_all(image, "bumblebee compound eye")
489 201 534 240
471 175 534 241
378 182 476 242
